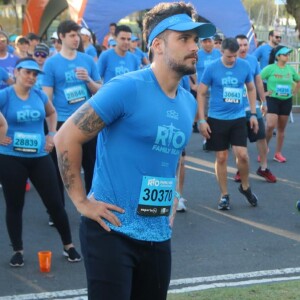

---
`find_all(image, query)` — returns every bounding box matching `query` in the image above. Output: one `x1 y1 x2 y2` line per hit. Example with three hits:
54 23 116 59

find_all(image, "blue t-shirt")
0 66 9 83
196 48 221 83
42 52 100 122
0 53 18 90
179 75 190 92
253 44 272 69
0 86 48 157
85 44 97 59
201 58 253 120
97 49 139 83
242 54 261 111
130 47 146 66
88 68 197 242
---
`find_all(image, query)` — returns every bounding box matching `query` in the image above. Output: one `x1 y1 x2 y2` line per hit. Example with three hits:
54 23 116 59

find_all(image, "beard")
167 56 197 76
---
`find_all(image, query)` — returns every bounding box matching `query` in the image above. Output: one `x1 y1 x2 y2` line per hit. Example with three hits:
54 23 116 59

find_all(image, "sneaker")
218 194 230 210
176 197 187 212
234 171 241 182
63 247 81 262
238 184 258 207
273 152 286 163
48 216 55 227
25 181 31 192
256 167 276 183
10 252 24 267
296 200 300 212
192 122 199 133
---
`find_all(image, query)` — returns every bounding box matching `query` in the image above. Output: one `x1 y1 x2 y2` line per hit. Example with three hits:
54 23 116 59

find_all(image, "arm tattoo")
58 150 76 191
72 103 105 135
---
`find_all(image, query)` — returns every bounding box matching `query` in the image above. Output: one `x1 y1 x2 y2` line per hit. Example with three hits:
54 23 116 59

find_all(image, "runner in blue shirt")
80 27 98 61
253 30 282 69
97 25 140 83
129 34 149 67
197 38 259 211
234 34 276 183
0 58 81 267
42 20 102 225
54 3 216 299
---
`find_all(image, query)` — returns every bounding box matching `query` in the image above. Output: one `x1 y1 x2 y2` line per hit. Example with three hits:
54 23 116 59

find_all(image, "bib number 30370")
137 176 176 217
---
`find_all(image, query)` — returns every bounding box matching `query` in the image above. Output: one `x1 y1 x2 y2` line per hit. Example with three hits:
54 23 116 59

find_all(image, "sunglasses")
34 51 47 58
275 36 282 39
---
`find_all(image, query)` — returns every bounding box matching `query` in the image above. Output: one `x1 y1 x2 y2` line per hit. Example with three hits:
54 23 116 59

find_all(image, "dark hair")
235 34 248 40
57 20 81 38
115 25 132 36
15 57 36 67
109 23 117 28
143 2 196 44
221 38 239 52
17 37 30 44
269 30 274 38
143 2 196 62
269 45 285 64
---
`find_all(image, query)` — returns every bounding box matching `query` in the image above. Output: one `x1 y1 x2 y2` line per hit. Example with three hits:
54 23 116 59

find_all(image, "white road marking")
2 267 300 299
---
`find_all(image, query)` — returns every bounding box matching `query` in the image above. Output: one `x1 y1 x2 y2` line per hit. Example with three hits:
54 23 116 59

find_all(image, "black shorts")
245 113 266 143
206 117 247 151
267 97 292 116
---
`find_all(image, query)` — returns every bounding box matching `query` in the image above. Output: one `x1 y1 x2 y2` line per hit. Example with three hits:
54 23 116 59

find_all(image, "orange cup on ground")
38 251 52 273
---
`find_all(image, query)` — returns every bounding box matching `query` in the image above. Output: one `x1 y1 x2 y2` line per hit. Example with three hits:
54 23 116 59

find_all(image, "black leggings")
51 121 97 205
0 154 72 251
80 217 171 300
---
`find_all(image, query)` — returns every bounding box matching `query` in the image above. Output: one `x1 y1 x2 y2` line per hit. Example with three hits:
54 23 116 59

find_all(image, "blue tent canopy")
80 0 256 52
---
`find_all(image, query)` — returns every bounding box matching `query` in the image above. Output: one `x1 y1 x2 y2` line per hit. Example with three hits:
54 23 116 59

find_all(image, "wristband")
85 78 91 83
197 119 206 126
174 191 181 199
48 131 56 136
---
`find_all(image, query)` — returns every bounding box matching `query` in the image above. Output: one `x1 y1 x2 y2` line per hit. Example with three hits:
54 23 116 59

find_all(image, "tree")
286 0 300 38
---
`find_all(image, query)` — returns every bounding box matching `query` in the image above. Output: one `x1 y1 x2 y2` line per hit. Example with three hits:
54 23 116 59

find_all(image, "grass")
167 280 300 300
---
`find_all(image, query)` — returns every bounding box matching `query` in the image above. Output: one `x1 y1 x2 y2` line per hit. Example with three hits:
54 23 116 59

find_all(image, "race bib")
13 132 41 153
275 84 291 97
64 84 88 104
137 176 176 217
223 87 242 104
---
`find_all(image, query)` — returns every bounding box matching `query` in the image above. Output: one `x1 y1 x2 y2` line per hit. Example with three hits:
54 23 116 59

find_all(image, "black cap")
213 34 223 41
17 37 30 44
26 32 40 41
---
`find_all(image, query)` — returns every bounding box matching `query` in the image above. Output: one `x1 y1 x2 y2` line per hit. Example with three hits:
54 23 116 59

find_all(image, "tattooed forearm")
58 150 76 191
72 103 105 135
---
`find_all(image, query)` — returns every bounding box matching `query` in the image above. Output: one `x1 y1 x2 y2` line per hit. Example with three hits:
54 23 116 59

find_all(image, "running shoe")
25 181 31 192
218 194 230 210
238 184 258 207
256 167 276 183
234 171 241 182
176 197 187 212
273 152 286 163
10 252 24 267
296 200 300 212
63 247 81 262
48 216 55 227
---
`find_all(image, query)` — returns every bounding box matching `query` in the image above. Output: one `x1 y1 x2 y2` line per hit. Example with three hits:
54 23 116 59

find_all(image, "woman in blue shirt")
0 58 81 267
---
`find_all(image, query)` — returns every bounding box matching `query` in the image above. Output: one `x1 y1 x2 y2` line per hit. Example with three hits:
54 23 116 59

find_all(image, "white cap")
51 32 58 40
80 27 91 37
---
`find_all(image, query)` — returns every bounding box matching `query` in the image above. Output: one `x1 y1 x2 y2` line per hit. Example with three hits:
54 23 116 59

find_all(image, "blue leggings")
0 154 72 251
80 217 171 300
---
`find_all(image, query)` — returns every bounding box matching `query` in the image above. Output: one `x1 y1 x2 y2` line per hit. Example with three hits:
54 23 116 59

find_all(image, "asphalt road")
1 114 300 299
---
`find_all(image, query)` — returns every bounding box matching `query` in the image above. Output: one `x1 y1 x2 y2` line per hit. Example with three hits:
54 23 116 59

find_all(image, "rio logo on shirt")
152 123 185 155
17 110 41 122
